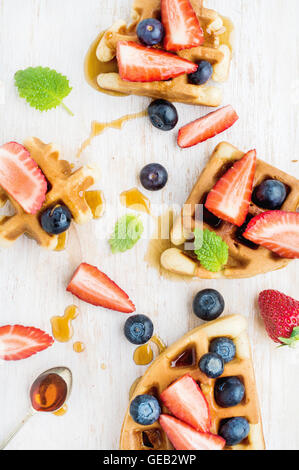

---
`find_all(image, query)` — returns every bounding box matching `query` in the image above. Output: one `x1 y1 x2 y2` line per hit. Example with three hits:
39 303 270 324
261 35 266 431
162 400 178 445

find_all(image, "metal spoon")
0 366 72 450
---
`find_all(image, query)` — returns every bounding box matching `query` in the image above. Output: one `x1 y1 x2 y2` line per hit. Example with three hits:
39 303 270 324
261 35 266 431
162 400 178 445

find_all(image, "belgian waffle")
120 314 265 450
0 137 101 250
161 142 299 279
95 0 232 106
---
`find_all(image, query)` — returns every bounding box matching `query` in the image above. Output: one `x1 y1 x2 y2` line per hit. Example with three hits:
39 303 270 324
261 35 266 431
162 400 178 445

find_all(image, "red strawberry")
67 263 135 313
160 414 225 450
0 325 54 361
116 41 197 82
160 374 211 432
0 142 47 214
205 149 256 227
244 211 299 259
161 0 204 51
177 105 239 148
258 290 299 346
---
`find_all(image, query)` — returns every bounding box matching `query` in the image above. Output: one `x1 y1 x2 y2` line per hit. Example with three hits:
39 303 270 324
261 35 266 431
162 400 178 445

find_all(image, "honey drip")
51 305 79 343
129 377 142 400
133 343 154 366
55 232 68 252
151 335 166 354
53 404 68 416
85 190 106 218
77 110 147 157
73 341 85 353
120 188 151 214
30 373 67 413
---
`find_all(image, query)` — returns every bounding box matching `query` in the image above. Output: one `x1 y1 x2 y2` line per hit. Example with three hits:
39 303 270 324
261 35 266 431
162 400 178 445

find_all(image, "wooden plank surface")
0 0 298 450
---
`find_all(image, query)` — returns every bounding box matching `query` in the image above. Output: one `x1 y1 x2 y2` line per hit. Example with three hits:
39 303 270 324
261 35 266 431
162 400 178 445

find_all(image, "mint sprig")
15 66 73 115
109 215 144 254
194 228 229 272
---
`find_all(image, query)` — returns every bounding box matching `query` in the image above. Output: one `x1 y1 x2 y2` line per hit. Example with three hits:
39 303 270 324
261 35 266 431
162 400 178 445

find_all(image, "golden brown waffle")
161 142 299 279
120 315 265 450
0 137 101 250
96 0 232 106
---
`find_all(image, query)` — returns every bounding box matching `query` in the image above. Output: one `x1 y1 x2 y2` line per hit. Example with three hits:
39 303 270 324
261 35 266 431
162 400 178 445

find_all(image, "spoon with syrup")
0 366 72 450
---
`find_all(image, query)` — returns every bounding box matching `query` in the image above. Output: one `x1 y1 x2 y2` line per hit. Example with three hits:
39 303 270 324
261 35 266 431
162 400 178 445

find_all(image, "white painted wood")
0 0 298 450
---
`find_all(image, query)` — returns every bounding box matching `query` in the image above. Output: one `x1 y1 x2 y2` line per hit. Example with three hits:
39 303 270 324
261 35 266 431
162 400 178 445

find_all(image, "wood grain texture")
0 0 298 450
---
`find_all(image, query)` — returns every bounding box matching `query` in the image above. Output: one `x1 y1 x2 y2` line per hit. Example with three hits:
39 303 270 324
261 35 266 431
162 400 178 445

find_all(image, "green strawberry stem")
278 326 299 348
60 101 74 116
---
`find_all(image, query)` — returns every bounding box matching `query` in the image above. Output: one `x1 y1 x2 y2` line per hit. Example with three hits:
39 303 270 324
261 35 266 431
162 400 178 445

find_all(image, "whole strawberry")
258 290 299 346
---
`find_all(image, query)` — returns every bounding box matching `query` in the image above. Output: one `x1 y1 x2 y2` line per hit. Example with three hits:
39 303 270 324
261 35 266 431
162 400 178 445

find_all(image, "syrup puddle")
133 335 167 366
120 188 151 215
77 110 147 157
51 305 79 343
53 404 68 417
73 341 85 353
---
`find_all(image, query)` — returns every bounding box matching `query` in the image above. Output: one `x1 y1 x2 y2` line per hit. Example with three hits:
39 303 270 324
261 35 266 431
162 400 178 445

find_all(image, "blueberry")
192 289 225 321
124 314 154 345
41 204 72 235
199 353 224 378
137 18 164 46
214 377 245 408
219 417 250 446
130 394 161 425
148 99 178 131
252 179 287 210
209 337 236 364
188 60 213 85
140 163 168 191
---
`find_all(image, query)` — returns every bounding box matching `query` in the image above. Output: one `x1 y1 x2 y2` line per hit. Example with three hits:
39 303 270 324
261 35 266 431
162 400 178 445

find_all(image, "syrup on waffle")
94 0 232 106
120 314 265 450
0 137 101 250
161 142 299 279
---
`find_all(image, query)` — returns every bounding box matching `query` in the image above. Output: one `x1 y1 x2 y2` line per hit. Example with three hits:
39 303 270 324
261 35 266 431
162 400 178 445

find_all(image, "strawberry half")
161 0 204 51
177 105 239 148
160 415 225 450
67 263 135 313
117 41 197 82
0 142 47 214
258 290 299 346
0 325 54 361
160 374 211 432
205 149 257 227
244 211 299 259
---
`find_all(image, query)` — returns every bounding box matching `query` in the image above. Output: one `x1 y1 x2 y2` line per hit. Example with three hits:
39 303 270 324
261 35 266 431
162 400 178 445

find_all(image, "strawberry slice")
0 142 47 214
67 263 135 313
117 41 197 82
160 374 211 432
177 105 239 148
244 211 299 259
205 149 257 227
161 0 204 51
160 415 226 450
0 325 54 361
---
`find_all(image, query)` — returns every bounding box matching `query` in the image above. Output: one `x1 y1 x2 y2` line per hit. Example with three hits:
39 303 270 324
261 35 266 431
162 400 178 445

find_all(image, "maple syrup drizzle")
30 373 67 413
133 343 154 366
53 404 68 416
85 190 106 218
219 16 234 51
73 341 85 353
129 377 142 399
120 188 151 215
77 110 147 157
50 305 79 343
55 232 68 252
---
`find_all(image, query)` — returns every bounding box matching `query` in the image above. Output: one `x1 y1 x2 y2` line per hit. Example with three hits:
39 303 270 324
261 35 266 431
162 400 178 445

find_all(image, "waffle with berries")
161 142 299 279
120 315 265 450
95 0 232 106
0 137 102 250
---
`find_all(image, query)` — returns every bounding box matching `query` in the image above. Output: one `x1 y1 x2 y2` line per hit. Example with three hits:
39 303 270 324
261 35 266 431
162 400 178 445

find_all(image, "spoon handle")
0 409 34 450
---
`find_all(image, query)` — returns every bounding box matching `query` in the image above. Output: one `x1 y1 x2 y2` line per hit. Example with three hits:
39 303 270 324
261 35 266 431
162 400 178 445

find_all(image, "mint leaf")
15 67 73 115
194 228 229 272
109 215 144 253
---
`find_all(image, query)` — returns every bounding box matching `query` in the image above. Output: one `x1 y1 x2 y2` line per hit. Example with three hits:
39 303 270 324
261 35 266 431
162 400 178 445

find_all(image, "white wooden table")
0 0 298 450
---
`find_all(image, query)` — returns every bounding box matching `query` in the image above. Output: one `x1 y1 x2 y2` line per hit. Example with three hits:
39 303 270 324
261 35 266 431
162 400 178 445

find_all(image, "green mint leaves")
15 67 73 115
109 215 144 254
194 228 229 272
278 327 299 348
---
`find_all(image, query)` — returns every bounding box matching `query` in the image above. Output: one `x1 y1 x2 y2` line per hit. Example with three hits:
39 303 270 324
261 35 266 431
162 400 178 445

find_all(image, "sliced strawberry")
0 325 54 361
160 415 225 450
0 142 47 214
161 0 204 51
244 211 299 259
160 374 211 432
67 263 135 313
177 105 239 148
205 149 257 227
116 41 197 82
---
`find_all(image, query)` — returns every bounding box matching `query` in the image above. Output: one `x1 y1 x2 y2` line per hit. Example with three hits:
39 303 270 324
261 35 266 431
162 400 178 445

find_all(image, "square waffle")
96 0 232 106
0 137 101 250
161 142 299 279
120 315 265 450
